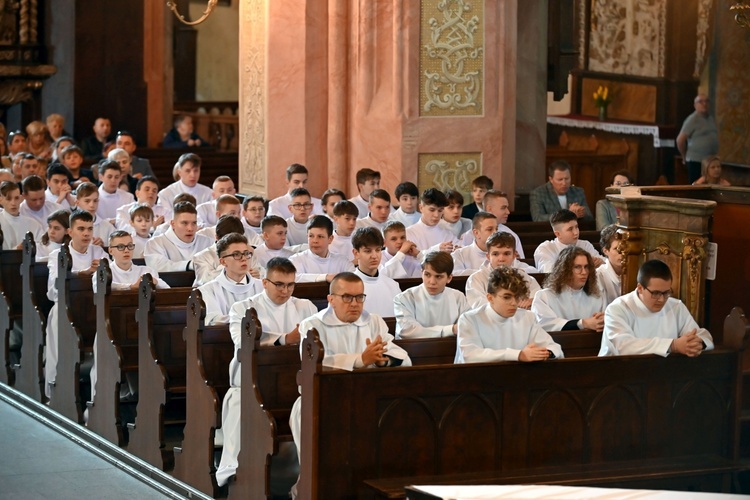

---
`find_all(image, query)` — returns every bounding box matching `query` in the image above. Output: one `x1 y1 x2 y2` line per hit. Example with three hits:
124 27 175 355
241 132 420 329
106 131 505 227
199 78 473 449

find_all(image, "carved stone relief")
418 152 482 202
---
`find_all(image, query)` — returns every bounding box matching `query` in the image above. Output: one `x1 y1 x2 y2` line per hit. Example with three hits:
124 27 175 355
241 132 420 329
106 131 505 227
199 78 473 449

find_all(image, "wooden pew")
48 245 97 424
127 279 193 471
0 245 23 386
172 290 234 497
87 259 140 445
297 310 749 499
160 270 197 288
14 234 50 402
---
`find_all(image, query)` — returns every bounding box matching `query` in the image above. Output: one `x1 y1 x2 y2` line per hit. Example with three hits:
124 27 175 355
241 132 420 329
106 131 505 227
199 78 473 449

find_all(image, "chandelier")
167 0 218 26
731 2 750 28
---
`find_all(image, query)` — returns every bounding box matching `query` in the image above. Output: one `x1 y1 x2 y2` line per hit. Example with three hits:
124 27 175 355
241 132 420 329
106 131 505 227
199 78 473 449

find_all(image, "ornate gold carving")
682 236 708 318
418 153 481 201
694 0 713 78
420 0 484 116
239 0 267 195
167 0 218 26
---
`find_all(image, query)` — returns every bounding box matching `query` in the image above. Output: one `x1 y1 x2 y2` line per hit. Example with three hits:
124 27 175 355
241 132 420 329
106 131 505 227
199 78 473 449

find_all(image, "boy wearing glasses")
216 257 317 486
198 233 262 325
241 195 266 237
268 163 323 219
286 187 315 246
193 215 247 286
290 215 354 282
599 259 713 357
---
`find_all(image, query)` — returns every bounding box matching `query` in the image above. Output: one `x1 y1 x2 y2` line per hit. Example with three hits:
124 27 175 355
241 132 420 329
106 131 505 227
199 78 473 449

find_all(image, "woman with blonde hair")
692 155 730 186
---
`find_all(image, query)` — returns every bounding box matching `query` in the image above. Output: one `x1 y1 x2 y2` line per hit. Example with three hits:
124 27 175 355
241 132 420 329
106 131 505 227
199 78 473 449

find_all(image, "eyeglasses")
291 203 314 210
267 280 295 291
613 181 632 187
221 250 253 260
572 264 590 273
695 99 710 104
111 244 136 251
644 287 672 300
246 207 265 213
330 293 367 303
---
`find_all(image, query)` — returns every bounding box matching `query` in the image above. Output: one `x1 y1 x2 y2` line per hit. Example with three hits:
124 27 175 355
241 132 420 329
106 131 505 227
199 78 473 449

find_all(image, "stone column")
239 0 519 204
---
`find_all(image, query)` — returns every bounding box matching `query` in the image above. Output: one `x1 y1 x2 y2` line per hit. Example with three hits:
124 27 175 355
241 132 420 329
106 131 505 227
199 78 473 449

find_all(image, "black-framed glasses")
291 203 314 210
221 250 253 260
246 207 265 213
644 287 672 300
111 244 136 251
330 293 366 303
266 280 295 291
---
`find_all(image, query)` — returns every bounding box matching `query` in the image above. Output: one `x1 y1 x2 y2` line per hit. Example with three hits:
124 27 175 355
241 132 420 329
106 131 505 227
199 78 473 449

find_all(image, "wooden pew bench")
0 246 23 386
296 308 749 499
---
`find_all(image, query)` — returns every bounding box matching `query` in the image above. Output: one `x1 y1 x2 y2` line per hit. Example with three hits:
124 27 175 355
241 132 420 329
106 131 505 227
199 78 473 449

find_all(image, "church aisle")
0 400 167 499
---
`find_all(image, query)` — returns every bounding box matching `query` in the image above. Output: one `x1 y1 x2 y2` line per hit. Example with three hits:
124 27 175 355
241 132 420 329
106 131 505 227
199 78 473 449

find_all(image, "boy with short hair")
440 189 472 239
390 181 420 227
393 251 469 339
465 231 540 309
289 215 354 282
241 195 266 237
474 190 525 258
144 201 213 271
45 163 76 209
405 188 457 252
356 189 393 232
115 175 168 230
60 145 94 187
45 210 107 397
381 220 422 278
74 182 116 246
461 175 493 219
285 187 314 246
351 227 401 317
198 233 263 324
597 224 623 306
215 257 317 486
197 175 236 227
97 160 135 221
157 153 213 209
197 194 258 245
321 188 345 223
534 209 604 273
456 266 563 364
128 203 154 258
349 168 381 217
451 212 497 275
330 200 359 260
193 215 247 286
20 174 63 225
252 216 298 271
267 163 323 219
0 181 45 249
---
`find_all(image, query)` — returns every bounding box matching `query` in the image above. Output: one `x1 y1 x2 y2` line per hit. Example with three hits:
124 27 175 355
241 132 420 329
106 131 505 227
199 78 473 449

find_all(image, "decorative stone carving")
418 152 481 200
420 0 484 116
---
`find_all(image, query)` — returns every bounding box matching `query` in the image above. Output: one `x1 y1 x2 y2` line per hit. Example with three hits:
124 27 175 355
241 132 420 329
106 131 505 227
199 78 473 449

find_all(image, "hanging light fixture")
167 0 218 26
730 2 750 28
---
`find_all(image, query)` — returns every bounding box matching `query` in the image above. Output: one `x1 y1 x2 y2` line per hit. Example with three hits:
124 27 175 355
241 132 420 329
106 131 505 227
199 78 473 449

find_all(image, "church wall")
41 0 76 133
189 1 239 101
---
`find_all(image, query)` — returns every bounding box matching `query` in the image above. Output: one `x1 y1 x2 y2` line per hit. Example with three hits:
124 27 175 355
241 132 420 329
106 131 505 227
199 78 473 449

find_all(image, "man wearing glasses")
677 94 719 184
216 257 317 487
598 259 714 357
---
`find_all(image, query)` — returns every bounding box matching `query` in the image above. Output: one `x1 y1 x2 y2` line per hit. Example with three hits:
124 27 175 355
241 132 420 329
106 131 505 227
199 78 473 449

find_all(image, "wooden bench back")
0 248 22 385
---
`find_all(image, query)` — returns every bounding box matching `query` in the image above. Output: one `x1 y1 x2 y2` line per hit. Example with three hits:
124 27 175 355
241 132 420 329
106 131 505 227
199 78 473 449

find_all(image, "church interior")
1 0 750 498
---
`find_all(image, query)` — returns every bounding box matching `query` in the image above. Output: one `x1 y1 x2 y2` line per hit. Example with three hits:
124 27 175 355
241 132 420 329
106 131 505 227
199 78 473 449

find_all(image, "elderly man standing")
676 93 718 184
529 160 593 222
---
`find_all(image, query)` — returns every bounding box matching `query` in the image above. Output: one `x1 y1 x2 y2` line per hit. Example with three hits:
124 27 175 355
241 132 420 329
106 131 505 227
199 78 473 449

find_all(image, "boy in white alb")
348 168 382 218
45 210 107 397
252 216 307 274
351 227 401 318
45 164 76 210
127 204 154 258
474 190 526 259
74 182 116 247
285 188 315 246
389 181 421 228
36 209 70 263
196 176 236 228
267 163 323 218
451 212 497 275
406 188 457 253
144 201 213 272
289 215 354 282
216 257 317 486
381 220 423 278
96 160 135 222
0 181 45 249
115 176 169 231
532 246 606 332
456 266 563 363
599 259 714 357
241 195 266 238
465 232 540 309
597 224 623 306
197 195 259 245
20 175 64 226
321 189 345 227
198 233 263 324
394 251 469 339
157 153 213 209
440 189 472 239
534 209 603 273
329 200 358 264
356 189 394 232
193 215 247 286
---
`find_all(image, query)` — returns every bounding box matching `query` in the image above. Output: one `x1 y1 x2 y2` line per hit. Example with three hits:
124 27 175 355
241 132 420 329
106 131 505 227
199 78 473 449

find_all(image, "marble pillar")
239 0 519 204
